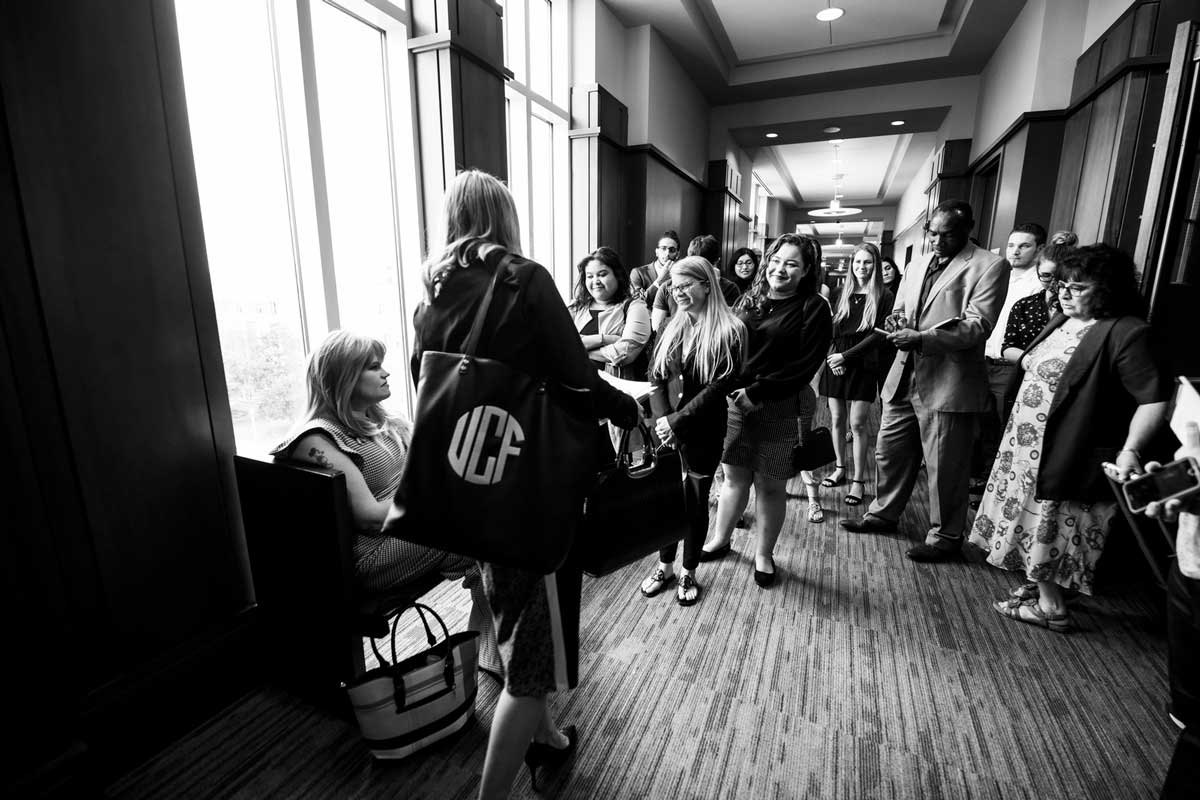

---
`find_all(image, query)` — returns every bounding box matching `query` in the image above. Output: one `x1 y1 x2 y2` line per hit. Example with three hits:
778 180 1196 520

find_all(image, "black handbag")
382 254 598 574
793 426 836 471
573 423 689 577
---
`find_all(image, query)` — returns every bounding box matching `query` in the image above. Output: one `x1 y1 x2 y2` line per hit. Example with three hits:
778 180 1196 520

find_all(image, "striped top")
271 416 409 503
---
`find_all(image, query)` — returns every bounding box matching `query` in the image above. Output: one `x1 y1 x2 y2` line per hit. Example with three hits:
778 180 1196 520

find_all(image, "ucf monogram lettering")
447 405 526 485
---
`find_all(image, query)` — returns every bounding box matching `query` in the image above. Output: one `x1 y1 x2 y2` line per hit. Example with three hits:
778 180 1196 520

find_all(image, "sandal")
1009 582 1083 606
845 479 865 506
821 466 846 488
807 500 824 523
639 567 676 597
992 597 1071 633
676 573 701 606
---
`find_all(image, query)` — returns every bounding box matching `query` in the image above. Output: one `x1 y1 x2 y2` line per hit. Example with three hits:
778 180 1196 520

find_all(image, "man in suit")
630 229 680 308
841 199 1009 561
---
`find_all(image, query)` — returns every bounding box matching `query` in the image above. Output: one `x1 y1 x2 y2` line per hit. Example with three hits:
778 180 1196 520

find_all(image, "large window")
176 0 422 454
501 0 571 294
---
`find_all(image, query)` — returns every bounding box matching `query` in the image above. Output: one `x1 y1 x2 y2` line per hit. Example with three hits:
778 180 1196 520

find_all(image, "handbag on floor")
382 253 598 574
793 426 835 471
346 603 480 760
573 422 689 577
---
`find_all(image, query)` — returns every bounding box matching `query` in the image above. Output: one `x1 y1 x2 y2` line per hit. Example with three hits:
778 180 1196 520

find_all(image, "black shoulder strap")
463 251 517 355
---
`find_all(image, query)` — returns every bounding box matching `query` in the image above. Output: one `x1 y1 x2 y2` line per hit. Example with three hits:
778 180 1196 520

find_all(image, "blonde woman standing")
638 257 747 606
818 243 895 505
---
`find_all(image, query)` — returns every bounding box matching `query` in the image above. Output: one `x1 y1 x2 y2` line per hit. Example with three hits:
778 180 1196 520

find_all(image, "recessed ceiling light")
816 8 845 22
765 132 779 138
823 126 841 134
890 120 905 126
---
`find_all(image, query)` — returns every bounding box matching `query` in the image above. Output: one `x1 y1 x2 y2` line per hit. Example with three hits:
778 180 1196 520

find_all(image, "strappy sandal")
992 597 1071 633
821 466 846 488
807 500 824 523
639 567 676 597
845 479 865 506
1009 581 1083 606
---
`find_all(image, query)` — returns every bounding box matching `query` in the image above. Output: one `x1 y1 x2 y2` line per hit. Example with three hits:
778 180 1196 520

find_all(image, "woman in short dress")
818 243 894 506
699 233 833 586
967 245 1170 631
637 256 746 606
412 170 638 797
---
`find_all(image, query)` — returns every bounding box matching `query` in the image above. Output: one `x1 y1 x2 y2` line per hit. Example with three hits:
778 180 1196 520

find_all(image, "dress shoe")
753 556 776 587
525 725 578 791
698 542 731 562
906 543 961 563
839 515 897 534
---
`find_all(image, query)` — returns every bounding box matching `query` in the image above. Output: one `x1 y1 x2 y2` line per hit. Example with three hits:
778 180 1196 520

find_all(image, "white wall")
1083 0 1136 51
969 0 1086 161
892 147 936 268
594 0 628 107
624 25 651 148
644 27 710 178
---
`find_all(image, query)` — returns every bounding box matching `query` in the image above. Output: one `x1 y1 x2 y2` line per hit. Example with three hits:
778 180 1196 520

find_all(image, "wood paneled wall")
626 145 705 271
0 1 259 791
704 159 744 271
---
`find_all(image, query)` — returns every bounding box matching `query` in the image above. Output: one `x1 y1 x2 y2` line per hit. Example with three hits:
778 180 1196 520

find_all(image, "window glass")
528 0 551 98
310 1 406 397
529 112 554 265
175 0 307 454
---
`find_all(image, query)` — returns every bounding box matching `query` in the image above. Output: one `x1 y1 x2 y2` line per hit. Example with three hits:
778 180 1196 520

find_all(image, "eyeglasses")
1037 273 1058 284
1057 281 1094 297
669 280 705 295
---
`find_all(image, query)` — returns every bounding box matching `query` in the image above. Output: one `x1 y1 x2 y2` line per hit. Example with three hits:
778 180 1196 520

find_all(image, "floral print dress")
967 320 1116 594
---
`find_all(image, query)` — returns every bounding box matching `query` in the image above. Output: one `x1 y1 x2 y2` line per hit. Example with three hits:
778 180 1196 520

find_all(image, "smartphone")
1122 456 1200 512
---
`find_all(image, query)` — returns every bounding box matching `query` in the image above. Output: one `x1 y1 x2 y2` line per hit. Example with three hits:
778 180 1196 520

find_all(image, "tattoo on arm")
308 447 334 469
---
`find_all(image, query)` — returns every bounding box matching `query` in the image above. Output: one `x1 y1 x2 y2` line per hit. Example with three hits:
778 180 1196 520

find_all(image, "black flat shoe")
905 543 961 563
525 725 578 791
698 542 731 562
753 557 776 587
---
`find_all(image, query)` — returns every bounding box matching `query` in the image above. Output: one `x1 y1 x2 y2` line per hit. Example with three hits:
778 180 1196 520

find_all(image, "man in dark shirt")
630 230 680 307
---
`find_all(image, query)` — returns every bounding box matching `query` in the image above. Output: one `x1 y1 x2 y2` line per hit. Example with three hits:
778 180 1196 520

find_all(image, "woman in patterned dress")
967 245 1170 631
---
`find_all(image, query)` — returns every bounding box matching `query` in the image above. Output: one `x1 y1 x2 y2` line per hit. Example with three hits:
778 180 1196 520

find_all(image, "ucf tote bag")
382 254 598 574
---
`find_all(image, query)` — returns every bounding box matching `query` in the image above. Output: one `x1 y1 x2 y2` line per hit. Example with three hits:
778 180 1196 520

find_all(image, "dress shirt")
985 266 1041 359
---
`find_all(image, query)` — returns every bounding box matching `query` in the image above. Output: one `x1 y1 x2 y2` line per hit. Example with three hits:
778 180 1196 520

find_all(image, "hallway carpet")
109 411 1176 799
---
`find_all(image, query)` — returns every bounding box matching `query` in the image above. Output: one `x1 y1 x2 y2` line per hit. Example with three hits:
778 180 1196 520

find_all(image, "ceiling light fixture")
816 7 844 22
890 120 905 127
809 141 862 218
765 132 779 138
823 126 841 134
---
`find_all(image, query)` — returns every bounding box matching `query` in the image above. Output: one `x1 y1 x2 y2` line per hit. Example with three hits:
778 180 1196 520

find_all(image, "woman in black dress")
412 170 638 798
818 243 894 505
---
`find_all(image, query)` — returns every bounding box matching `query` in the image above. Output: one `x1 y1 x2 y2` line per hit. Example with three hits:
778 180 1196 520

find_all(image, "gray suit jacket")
882 243 1009 412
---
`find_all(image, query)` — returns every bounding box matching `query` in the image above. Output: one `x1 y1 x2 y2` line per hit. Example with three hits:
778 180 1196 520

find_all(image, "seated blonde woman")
271 329 498 672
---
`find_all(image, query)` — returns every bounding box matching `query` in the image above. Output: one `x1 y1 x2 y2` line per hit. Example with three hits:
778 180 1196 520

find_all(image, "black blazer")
1006 313 1170 501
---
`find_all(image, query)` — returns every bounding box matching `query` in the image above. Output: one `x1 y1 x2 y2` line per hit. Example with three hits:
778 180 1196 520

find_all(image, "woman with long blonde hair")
817 242 895 505
638 257 746 605
411 169 638 799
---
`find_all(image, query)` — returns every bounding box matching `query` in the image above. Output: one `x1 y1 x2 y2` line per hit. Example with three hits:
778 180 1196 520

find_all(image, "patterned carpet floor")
109 407 1177 799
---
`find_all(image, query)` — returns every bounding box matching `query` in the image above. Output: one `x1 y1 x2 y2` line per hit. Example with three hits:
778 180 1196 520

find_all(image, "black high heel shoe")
524 725 578 791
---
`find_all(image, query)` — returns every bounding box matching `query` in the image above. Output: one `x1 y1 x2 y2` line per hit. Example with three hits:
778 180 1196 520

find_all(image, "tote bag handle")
462 252 518 356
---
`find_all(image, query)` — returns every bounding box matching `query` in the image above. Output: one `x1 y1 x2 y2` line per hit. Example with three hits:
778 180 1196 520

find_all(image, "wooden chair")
234 454 441 711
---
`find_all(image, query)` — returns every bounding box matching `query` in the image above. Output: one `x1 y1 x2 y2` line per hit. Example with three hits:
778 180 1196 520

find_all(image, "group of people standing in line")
269 168 1181 798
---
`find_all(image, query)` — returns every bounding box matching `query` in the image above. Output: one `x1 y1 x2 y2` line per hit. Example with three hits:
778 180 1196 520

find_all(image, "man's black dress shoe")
906 543 961 562
839 515 897 534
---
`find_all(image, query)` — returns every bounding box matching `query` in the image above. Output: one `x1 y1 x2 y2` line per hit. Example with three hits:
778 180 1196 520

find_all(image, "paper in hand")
598 370 655 401
1172 377 1200 444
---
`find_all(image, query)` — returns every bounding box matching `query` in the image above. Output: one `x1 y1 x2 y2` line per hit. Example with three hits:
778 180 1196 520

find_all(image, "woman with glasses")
968 244 1170 632
999 240 1076 363
699 233 833 587
726 247 759 297
818 243 895 506
638 256 747 606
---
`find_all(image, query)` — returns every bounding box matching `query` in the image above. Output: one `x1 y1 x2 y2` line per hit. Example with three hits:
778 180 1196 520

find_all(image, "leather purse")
573 423 689 577
383 254 598 574
345 603 480 760
793 426 836 471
